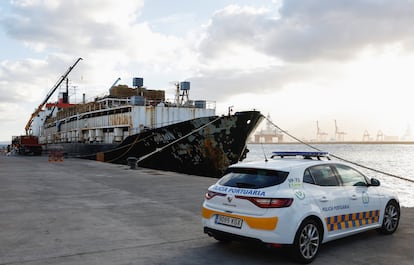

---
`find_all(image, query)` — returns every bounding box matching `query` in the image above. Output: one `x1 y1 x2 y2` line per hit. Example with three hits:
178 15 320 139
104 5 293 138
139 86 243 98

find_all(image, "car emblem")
227 196 233 203
295 190 306 200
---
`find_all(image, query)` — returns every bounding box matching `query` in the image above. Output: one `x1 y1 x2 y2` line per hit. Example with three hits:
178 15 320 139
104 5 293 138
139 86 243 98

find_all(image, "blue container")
131 96 145 106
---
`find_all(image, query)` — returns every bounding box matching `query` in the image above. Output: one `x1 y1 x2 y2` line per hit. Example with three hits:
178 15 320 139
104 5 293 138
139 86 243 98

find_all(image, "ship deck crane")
25 57 83 135
110 77 121 89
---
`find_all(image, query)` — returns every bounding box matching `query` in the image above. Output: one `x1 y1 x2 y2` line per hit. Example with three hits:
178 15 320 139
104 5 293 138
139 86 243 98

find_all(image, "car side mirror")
369 178 380 187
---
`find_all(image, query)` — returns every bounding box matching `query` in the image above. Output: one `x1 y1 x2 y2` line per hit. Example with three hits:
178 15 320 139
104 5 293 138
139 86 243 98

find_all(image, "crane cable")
265 116 414 183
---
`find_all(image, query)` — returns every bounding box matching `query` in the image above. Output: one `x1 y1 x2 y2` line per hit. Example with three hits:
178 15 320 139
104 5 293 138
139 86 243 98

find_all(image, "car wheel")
379 200 400 235
292 219 321 264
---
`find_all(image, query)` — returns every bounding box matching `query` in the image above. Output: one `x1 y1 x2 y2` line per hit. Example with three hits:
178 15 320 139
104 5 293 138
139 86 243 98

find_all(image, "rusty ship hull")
77 111 263 177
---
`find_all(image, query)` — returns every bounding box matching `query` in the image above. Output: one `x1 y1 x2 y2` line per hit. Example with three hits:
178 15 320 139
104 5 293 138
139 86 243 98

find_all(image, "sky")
1 0 414 142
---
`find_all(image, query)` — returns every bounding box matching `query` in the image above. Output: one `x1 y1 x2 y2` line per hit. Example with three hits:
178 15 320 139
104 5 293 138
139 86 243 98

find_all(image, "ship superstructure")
38 80 215 148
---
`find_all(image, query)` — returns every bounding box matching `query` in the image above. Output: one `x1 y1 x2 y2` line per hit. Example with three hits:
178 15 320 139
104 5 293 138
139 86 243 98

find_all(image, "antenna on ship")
228 106 234 116
173 82 180 104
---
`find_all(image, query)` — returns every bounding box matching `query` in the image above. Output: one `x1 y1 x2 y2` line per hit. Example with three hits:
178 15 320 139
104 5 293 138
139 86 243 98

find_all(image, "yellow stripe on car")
325 210 380 232
202 207 278 231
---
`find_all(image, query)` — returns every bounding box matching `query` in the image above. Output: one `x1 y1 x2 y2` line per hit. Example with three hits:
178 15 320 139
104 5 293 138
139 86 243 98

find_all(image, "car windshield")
219 168 289 189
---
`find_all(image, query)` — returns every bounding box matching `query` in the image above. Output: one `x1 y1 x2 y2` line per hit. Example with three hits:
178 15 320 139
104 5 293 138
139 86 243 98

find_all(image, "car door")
333 164 381 231
305 165 349 236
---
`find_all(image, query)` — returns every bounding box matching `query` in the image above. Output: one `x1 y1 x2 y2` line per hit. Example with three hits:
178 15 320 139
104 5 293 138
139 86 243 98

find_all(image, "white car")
202 151 400 263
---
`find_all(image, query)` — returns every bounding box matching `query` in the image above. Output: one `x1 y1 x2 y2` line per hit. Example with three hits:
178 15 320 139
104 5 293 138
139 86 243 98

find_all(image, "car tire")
292 219 321 264
379 200 400 235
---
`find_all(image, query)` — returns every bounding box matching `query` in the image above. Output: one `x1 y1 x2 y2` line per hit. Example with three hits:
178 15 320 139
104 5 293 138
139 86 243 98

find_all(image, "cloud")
1 0 191 67
196 0 414 65
0 58 51 103
189 0 414 101
2 0 143 52
0 0 197 95
266 0 414 61
197 5 270 60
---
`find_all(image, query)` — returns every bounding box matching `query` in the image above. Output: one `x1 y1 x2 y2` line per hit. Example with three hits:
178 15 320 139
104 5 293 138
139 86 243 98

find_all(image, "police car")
202 151 400 263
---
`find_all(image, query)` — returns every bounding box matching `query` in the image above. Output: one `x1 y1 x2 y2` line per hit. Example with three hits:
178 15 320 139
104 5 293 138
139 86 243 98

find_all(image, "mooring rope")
265 116 414 183
71 133 154 162
105 133 155 163
136 115 223 164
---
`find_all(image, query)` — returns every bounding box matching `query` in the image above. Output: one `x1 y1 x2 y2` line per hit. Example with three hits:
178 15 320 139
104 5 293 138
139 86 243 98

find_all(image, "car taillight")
235 196 293 208
205 191 226 200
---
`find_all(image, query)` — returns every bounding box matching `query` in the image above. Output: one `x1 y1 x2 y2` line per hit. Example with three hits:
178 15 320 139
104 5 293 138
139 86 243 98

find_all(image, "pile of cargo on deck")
109 84 165 102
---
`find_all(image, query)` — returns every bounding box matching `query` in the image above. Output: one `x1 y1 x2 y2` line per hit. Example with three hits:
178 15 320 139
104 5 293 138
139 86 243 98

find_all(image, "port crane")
363 130 370 141
12 58 82 156
25 57 83 135
334 120 346 141
316 121 328 142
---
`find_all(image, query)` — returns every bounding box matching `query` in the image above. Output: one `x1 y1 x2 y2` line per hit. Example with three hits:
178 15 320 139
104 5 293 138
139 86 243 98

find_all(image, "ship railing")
46 97 216 124
161 99 216 110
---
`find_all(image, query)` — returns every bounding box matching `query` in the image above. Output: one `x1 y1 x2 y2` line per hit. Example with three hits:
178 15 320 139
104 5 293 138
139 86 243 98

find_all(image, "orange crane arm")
25 57 83 135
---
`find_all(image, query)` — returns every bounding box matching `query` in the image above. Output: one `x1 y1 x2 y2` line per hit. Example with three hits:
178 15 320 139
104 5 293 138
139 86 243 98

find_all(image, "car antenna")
260 142 268 162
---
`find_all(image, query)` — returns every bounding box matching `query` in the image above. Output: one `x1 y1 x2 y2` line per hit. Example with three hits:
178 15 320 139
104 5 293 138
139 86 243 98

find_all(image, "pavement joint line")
0 237 209 265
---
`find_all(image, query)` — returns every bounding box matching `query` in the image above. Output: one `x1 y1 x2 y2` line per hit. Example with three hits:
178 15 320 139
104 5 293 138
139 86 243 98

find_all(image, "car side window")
334 164 368 186
308 165 339 186
303 169 315 184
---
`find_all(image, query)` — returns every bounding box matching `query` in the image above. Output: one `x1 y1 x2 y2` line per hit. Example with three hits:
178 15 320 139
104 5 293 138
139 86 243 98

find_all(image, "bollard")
127 157 138 169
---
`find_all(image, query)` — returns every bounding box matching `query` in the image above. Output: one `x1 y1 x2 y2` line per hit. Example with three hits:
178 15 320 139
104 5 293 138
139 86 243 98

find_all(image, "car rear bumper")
202 207 278 230
202 206 294 244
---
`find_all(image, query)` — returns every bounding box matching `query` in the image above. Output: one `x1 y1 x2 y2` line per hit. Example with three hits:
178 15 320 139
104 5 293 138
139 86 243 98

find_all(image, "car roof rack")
271 151 331 160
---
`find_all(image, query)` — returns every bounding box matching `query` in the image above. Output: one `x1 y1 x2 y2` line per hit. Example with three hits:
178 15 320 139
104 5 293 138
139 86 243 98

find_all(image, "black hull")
50 111 263 177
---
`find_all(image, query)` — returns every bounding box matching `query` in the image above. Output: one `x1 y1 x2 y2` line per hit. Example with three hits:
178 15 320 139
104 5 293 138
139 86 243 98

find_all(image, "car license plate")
215 215 243 228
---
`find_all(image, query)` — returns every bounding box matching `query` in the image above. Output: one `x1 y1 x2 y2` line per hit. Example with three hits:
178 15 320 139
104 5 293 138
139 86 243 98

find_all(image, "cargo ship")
25 58 263 177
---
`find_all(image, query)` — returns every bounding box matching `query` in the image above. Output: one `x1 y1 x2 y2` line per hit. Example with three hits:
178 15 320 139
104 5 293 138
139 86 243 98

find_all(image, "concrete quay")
0 155 413 265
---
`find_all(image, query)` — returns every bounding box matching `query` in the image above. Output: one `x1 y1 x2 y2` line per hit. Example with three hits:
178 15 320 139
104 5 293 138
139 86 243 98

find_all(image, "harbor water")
246 143 414 207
